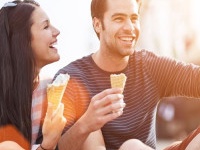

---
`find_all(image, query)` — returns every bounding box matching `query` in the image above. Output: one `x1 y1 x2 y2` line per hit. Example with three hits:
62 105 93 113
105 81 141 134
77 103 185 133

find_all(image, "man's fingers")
92 93 124 109
91 88 122 101
101 110 123 123
98 101 126 115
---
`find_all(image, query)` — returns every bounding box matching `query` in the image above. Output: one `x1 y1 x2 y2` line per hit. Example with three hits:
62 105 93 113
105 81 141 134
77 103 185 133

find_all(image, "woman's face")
31 6 60 68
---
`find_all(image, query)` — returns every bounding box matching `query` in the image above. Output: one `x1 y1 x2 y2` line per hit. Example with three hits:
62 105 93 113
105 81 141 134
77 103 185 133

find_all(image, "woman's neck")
33 68 40 90
33 75 39 91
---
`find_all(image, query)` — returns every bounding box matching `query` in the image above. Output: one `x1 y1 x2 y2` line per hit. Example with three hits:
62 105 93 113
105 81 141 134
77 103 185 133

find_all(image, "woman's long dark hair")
0 0 39 145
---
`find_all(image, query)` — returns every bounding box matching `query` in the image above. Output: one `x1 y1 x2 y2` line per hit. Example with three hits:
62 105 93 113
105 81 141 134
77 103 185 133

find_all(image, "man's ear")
93 17 102 34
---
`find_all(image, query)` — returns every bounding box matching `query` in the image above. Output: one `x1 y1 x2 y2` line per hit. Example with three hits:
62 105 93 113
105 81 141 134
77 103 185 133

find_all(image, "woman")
0 0 66 149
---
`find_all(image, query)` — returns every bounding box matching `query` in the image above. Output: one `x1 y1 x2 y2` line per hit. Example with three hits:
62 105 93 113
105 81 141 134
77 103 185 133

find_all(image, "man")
56 0 200 149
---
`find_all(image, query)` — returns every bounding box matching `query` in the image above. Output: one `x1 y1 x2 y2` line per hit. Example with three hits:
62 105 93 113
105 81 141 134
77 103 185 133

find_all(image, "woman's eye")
44 25 49 29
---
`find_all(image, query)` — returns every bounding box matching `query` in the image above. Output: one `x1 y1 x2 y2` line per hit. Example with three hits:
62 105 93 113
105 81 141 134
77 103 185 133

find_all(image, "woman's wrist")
37 143 55 150
39 144 47 150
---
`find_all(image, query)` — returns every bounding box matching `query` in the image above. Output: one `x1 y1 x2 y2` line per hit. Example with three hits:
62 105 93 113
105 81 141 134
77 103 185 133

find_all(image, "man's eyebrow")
112 13 139 18
112 13 126 18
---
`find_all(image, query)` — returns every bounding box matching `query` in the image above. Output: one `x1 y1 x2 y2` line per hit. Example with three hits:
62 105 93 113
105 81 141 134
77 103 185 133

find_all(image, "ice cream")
47 73 70 111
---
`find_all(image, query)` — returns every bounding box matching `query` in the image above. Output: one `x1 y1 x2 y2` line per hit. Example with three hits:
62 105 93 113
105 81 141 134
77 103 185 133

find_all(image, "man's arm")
58 128 105 150
58 119 91 150
81 130 106 150
58 88 125 150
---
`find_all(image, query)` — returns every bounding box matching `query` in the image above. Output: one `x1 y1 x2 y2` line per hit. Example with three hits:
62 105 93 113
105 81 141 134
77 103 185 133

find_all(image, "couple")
1 0 200 150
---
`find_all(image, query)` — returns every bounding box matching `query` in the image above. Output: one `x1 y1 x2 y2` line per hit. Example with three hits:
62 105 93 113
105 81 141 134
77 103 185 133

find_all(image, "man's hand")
79 88 125 133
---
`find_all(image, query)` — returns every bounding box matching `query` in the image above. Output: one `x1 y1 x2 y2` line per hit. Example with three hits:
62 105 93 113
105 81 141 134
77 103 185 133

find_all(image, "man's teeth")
121 37 133 41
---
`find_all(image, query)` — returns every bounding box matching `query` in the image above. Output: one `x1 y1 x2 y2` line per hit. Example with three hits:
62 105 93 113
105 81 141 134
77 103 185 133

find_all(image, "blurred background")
138 0 200 148
1 0 200 149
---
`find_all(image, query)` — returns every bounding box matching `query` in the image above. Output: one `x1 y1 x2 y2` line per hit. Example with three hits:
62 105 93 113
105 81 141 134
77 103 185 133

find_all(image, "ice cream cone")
110 73 127 93
110 73 127 112
47 73 70 111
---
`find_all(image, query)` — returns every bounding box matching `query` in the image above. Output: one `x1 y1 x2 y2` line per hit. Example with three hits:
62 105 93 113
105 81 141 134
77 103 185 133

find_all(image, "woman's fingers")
45 102 54 120
57 103 64 116
55 103 67 125
47 103 67 130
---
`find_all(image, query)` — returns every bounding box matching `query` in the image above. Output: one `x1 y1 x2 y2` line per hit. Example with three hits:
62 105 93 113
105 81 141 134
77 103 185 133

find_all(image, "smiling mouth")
119 34 137 43
119 37 136 45
49 41 57 48
120 37 133 42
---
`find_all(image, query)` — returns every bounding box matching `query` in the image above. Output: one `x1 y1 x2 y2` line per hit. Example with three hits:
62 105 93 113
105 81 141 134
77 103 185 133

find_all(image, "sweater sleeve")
144 50 200 98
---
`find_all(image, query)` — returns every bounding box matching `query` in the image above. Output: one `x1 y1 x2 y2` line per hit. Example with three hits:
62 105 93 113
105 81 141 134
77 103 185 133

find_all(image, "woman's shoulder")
35 75 52 92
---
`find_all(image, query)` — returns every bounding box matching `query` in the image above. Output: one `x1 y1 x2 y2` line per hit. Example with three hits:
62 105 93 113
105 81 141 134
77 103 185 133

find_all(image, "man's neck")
92 51 129 72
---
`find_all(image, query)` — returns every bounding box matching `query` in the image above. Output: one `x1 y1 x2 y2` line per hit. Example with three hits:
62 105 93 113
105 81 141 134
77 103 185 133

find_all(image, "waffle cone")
47 84 66 110
47 74 70 110
110 73 127 93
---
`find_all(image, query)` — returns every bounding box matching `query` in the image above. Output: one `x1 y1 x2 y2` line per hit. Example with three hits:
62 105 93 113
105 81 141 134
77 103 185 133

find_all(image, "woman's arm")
38 103 66 150
0 141 25 150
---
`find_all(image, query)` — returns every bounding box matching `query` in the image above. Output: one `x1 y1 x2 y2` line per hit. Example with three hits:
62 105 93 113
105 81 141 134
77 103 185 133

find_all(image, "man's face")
94 0 140 57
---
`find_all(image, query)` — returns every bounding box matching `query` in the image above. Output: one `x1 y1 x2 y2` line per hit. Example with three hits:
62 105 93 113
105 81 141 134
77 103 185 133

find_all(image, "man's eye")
131 16 139 22
131 19 138 23
115 18 123 22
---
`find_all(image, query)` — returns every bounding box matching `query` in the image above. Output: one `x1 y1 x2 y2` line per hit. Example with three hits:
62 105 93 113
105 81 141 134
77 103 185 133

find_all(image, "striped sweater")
32 78 50 146
56 49 200 150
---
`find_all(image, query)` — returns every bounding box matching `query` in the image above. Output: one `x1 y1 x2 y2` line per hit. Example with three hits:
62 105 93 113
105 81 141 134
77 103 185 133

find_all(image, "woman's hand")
0 141 25 150
79 88 126 134
41 103 67 149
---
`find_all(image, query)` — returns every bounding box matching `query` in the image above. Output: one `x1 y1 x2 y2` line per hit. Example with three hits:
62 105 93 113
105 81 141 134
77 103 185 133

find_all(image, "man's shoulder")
62 54 91 71
54 54 92 79
134 49 156 56
132 49 158 61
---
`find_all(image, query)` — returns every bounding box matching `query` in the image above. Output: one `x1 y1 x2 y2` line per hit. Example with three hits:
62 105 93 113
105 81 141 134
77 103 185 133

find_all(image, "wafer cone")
110 73 127 112
47 73 70 111
110 73 127 93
